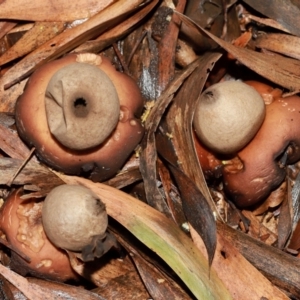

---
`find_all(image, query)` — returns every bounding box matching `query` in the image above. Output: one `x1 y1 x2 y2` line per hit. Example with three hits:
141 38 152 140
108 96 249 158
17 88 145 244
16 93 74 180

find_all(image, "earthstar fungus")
42 185 108 254
194 81 300 207
193 80 266 155
16 53 144 181
45 60 120 150
223 86 300 207
0 188 77 281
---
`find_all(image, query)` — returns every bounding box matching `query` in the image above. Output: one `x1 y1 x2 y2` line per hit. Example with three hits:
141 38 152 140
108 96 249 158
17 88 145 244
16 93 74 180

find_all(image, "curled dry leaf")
0 22 66 66
140 58 202 215
0 78 27 113
244 14 292 34
191 224 289 300
165 51 222 214
0 265 105 300
119 235 190 300
92 269 151 299
288 221 300 251
0 158 64 198
1 0 150 90
241 210 277 245
255 33 300 61
287 171 300 251
156 0 186 94
253 181 287 215
277 181 292 249
73 0 159 54
167 164 217 268
0 0 114 22
0 124 31 160
175 11 300 92
154 52 223 268
242 0 300 36
157 54 220 264
67 250 140 288
0 21 17 40
0 274 15 299
218 223 300 298
289 171 300 227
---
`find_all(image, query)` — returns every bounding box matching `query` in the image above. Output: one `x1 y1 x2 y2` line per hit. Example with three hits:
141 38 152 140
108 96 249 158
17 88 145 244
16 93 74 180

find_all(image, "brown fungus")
15 53 144 181
245 80 283 105
0 189 78 282
194 81 300 207
42 184 108 252
193 130 223 180
223 91 300 207
193 80 266 155
42 184 117 262
45 62 120 150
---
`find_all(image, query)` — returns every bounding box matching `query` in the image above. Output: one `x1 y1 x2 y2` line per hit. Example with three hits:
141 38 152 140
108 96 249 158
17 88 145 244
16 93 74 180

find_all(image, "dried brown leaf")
73 0 159 54
140 58 201 215
288 220 300 251
285 170 300 251
67 251 137 288
165 51 222 215
168 164 217 268
0 273 15 300
2 0 149 89
0 125 30 159
156 0 186 94
253 181 287 215
219 222 300 298
192 224 289 300
176 11 300 92
242 210 277 245
243 0 300 36
156 158 186 225
291 169 300 228
0 158 64 197
0 21 17 40
126 243 190 299
0 78 27 113
255 33 300 60
277 181 292 249
0 266 105 300
246 15 292 34
103 167 142 189
0 0 114 22
0 22 66 66
93 270 150 299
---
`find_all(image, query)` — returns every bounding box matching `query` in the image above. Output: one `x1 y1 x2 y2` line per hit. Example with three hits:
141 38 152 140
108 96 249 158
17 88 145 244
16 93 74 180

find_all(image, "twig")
6 147 35 186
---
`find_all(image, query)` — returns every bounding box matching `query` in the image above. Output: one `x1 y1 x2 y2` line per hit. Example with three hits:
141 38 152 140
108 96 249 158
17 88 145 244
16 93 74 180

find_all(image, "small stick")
6 147 35 186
